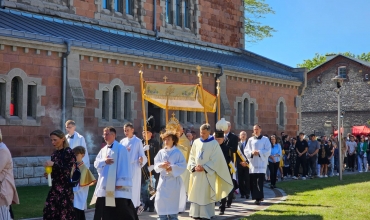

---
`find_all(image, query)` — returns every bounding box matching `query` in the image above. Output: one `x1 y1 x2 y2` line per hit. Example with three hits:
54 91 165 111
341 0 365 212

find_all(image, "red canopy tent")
352 126 370 136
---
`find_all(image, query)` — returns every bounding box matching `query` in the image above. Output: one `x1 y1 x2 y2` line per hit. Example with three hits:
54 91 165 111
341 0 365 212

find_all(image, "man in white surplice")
120 123 147 209
65 120 90 167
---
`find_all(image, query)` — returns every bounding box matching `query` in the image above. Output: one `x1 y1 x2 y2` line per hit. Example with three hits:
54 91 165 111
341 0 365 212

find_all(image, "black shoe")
246 195 250 199
219 211 224 215
270 184 274 189
254 200 261 205
226 204 231 208
240 195 245 198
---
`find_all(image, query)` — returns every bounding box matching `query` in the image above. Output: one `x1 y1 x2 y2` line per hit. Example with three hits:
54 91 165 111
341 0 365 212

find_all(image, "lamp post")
331 75 346 180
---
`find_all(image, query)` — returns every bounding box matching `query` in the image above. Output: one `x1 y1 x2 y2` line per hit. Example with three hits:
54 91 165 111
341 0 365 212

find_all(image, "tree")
297 52 370 70
244 0 276 43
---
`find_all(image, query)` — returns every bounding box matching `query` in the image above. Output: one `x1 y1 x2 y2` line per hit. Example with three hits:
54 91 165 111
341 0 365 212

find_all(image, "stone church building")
0 0 305 185
301 54 370 136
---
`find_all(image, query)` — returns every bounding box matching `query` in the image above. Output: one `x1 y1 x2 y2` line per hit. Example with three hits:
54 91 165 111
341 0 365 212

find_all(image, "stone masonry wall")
13 155 98 186
301 56 370 135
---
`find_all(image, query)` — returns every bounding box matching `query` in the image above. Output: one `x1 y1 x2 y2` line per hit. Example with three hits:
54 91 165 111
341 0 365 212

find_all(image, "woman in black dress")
43 130 76 220
318 140 330 177
289 138 298 177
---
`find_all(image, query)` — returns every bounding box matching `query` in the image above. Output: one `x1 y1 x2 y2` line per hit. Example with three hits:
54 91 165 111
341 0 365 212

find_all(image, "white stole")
90 144 118 207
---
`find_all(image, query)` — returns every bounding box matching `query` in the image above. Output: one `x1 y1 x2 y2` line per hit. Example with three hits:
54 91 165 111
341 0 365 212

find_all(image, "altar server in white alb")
244 124 271 205
120 123 148 209
65 120 90 168
91 127 138 220
154 129 187 220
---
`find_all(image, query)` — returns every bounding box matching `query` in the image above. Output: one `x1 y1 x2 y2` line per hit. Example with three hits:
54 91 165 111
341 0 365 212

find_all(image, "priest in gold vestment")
187 123 233 220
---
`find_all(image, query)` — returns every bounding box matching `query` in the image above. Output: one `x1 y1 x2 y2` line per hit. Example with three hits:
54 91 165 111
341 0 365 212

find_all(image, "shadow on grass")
240 214 323 220
273 203 331 208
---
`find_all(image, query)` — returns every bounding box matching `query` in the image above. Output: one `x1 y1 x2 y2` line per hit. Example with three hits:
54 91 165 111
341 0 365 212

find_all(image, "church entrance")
148 102 161 133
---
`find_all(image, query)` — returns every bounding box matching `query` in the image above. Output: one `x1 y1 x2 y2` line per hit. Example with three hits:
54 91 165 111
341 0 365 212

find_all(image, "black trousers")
294 155 307 177
237 165 250 197
250 173 264 201
94 197 139 220
268 162 279 186
74 208 86 220
348 154 356 170
220 173 235 210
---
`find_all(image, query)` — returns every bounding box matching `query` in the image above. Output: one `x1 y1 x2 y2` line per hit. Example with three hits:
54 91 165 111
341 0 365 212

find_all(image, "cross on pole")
163 76 168 82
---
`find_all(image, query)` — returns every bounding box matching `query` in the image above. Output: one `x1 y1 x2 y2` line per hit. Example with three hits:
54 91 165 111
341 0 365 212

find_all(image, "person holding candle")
43 130 76 220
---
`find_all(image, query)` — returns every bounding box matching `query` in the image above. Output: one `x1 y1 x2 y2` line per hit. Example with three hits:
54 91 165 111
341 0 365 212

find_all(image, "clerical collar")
200 135 214 143
68 134 75 139
225 132 229 137
107 143 113 148
254 135 263 140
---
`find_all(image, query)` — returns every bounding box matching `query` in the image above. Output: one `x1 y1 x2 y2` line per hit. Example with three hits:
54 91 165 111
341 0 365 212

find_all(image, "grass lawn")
243 173 370 220
12 185 96 220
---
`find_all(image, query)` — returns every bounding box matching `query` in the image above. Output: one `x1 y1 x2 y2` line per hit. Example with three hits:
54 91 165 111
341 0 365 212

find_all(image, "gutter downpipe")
62 40 71 131
216 65 224 122
153 0 159 40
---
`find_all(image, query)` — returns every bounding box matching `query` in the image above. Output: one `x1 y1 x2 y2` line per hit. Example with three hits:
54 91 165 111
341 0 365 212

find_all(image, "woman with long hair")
268 135 282 189
43 130 76 220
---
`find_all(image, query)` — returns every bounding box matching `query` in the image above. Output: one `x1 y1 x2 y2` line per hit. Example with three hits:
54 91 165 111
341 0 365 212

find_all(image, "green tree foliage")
244 0 276 43
297 52 370 70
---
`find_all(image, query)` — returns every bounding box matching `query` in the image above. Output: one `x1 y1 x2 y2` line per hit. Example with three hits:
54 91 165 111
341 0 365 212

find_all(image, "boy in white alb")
72 146 96 220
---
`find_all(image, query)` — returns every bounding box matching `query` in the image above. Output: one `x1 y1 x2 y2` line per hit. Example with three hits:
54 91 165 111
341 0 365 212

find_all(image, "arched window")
279 102 284 126
115 0 123 13
250 102 255 126
175 0 182 26
102 91 109 120
102 0 109 9
243 98 249 125
11 77 20 116
184 0 190 28
166 0 173 24
124 91 131 120
237 102 242 125
126 0 133 15
112 86 121 120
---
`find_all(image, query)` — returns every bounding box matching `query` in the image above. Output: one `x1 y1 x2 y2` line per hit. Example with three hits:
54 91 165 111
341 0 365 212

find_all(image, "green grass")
12 185 96 220
242 173 370 220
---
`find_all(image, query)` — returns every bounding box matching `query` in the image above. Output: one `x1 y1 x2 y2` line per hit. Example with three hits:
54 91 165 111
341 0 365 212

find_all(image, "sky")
246 0 370 67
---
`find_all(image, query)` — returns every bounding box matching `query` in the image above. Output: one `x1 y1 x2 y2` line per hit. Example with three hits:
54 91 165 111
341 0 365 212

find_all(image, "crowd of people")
1 117 369 220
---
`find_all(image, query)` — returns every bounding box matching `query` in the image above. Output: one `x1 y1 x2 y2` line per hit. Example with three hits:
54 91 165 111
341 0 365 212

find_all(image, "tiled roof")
0 9 302 81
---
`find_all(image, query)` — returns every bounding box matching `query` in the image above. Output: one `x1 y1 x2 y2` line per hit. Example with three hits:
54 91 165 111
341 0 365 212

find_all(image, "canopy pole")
165 96 169 124
139 64 152 186
197 66 208 123
216 79 221 121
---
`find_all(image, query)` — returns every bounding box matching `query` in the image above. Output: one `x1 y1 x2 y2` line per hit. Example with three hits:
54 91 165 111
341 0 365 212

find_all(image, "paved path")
32 185 286 220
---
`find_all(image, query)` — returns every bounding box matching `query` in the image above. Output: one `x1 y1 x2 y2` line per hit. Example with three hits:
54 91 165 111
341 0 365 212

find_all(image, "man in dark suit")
223 121 238 207
236 131 250 199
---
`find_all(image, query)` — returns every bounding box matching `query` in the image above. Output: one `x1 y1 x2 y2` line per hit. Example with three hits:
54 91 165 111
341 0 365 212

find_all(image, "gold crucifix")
163 76 168 82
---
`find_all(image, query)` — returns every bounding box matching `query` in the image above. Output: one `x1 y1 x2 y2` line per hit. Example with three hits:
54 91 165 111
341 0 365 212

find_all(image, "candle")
45 166 52 187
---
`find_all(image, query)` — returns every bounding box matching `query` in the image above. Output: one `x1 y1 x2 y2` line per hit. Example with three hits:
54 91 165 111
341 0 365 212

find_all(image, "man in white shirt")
346 135 357 172
120 123 147 210
92 127 138 220
65 120 90 168
244 124 271 205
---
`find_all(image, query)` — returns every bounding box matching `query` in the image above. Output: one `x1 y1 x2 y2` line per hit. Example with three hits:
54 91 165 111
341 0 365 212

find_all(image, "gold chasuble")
187 137 233 205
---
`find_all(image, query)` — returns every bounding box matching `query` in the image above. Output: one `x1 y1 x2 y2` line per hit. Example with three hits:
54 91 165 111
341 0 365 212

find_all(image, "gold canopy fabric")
143 82 217 112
